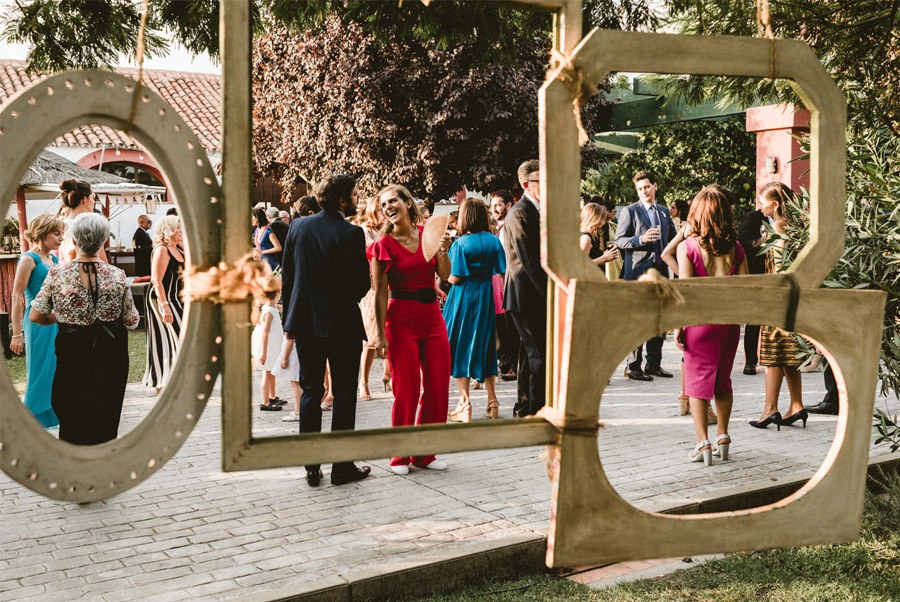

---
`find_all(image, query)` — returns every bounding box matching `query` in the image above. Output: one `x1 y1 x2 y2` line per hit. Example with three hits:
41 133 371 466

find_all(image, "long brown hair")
377 184 421 236
686 185 737 256
758 181 794 221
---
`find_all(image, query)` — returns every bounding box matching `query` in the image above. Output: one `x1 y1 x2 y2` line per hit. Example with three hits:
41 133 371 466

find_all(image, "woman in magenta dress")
673 185 748 466
370 184 452 475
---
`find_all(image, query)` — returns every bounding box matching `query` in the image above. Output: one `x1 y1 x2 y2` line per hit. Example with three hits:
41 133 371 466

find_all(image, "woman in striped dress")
142 215 185 392
751 182 806 430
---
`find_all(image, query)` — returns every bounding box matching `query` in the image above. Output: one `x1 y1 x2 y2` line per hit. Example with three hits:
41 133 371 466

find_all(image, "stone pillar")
746 104 811 202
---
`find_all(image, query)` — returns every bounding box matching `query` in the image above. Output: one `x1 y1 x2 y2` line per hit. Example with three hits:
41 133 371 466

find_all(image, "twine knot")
549 50 597 147
184 252 281 322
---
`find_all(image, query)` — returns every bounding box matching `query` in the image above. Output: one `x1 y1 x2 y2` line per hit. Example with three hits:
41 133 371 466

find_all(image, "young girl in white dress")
251 290 284 411
272 335 303 422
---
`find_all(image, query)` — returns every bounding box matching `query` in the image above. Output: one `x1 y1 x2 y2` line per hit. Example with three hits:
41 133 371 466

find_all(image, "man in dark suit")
281 174 372 487
266 207 289 266
738 206 767 375
503 160 547 417
615 170 677 381
132 214 153 277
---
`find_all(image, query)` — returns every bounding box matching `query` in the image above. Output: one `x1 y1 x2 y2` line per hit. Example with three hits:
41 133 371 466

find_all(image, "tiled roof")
0 60 221 153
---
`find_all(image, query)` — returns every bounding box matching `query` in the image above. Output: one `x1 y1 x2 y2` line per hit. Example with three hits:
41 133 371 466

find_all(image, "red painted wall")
746 105 811 204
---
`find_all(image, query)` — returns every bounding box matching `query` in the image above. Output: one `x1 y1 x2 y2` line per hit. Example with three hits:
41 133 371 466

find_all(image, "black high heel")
749 411 782 431
781 409 808 428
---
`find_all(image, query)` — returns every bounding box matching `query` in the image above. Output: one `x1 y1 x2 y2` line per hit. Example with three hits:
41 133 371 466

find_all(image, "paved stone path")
2 346 896 601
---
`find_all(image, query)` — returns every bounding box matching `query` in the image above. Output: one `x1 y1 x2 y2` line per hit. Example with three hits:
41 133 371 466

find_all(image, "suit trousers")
626 262 667 372
385 299 450 467
296 332 362 474
496 312 520 374
509 304 546 417
743 324 760 365
822 363 838 405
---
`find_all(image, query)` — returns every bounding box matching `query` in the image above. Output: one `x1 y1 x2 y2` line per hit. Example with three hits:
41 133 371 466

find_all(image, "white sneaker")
423 460 448 471
281 411 299 422
390 465 410 475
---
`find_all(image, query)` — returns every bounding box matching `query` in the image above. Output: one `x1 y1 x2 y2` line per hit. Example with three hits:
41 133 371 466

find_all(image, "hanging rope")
549 50 597 147
637 268 685 337
756 0 778 80
125 0 150 134
183 252 281 323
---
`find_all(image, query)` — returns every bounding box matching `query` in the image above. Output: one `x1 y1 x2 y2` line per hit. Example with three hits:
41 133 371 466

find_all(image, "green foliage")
582 116 756 210
660 0 900 135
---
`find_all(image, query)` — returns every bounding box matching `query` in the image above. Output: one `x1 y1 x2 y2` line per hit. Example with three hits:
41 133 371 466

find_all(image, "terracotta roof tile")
0 60 221 153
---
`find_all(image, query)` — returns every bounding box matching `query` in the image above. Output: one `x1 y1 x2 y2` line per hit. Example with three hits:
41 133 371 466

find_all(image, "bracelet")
437 249 448 257
11 334 23 339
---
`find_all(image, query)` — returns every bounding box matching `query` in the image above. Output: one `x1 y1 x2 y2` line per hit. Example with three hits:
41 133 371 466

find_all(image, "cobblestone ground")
2 343 896 601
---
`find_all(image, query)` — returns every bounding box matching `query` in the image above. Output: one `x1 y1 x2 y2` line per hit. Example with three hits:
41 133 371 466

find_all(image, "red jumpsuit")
369 226 450 467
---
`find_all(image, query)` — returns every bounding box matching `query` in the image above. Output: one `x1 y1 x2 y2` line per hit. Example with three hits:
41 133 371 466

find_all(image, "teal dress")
21 251 59 428
443 232 506 381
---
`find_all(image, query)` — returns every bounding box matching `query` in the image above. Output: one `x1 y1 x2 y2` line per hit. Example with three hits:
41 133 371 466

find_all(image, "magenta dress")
682 238 745 400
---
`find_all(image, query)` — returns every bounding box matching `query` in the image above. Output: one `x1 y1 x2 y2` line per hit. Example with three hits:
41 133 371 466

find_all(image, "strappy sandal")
712 434 731 461
486 399 500 420
688 439 713 466
320 395 334 411
448 399 472 423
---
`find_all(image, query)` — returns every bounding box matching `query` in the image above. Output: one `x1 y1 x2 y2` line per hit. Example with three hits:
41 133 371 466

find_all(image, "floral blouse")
32 262 140 329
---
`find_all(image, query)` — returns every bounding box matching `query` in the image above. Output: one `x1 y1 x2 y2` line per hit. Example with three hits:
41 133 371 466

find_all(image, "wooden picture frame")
218 0 581 472
0 71 222 502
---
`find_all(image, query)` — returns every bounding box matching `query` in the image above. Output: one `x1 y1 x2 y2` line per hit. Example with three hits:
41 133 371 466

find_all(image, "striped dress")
142 246 184 388
759 244 802 367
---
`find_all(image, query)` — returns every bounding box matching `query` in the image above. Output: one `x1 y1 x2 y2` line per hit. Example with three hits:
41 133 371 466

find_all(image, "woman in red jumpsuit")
370 184 452 475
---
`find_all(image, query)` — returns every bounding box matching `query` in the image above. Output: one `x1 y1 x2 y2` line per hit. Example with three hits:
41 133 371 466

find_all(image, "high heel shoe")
474 381 483 390
382 374 392 392
749 411 782 430
486 399 500 420
448 399 472 423
781 408 808 428
712 434 731 461
358 382 372 401
677 392 689 416
688 440 713 466
707 407 718 425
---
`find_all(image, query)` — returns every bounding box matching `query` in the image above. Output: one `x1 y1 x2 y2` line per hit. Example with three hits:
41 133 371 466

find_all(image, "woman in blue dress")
9 213 66 428
252 208 282 271
444 198 507 422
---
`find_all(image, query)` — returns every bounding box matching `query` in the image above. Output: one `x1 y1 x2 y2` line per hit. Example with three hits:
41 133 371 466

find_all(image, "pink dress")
682 238 745 400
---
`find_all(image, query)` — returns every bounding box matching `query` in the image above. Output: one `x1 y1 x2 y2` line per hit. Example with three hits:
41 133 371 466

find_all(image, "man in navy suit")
281 174 372 487
503 160 547 417
615 170 677 381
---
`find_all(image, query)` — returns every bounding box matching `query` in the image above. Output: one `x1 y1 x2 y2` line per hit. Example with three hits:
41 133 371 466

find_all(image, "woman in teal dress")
444 198 507 422
9 213 66 428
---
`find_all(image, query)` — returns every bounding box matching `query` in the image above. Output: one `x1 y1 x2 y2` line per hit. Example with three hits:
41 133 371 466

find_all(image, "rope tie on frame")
638 268 685 337
549 50 597 147
125 0 150 134
757 0 778 80
184 252 281 322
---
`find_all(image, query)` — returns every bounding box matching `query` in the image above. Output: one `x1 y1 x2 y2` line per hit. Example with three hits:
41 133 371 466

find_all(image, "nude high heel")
689 440 713 466
713 434 731 461
486 399 500 420
382 374 392 392
448 399 472 423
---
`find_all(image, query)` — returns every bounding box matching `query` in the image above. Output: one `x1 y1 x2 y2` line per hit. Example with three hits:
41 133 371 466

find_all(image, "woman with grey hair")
30 212 140 445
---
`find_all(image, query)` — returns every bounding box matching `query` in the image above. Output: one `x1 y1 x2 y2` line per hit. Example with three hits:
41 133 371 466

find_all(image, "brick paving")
2 346 897 601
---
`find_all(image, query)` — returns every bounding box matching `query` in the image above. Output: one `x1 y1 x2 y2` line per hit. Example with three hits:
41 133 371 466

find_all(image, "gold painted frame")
0 71 222 502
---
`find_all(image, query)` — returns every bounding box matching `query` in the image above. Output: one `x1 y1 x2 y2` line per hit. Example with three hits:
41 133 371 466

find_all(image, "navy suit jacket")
614 201 676 280
502 196 546 312
281 211 370 340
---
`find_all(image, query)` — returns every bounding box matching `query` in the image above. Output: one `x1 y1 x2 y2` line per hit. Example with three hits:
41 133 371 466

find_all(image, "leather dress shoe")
624 368 653 381
743 363 757 376
805 401 839 415
305 469 323 487
331 464 371 486
644 366 673 378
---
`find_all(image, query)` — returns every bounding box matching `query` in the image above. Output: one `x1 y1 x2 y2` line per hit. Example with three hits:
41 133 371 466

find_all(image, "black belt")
390 288 437 304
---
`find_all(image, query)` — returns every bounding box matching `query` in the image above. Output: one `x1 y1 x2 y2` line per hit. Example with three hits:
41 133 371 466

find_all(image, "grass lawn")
6 329 148 394
422 472 900 602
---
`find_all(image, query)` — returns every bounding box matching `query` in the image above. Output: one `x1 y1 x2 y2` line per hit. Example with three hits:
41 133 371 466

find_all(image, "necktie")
648 205 661 262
